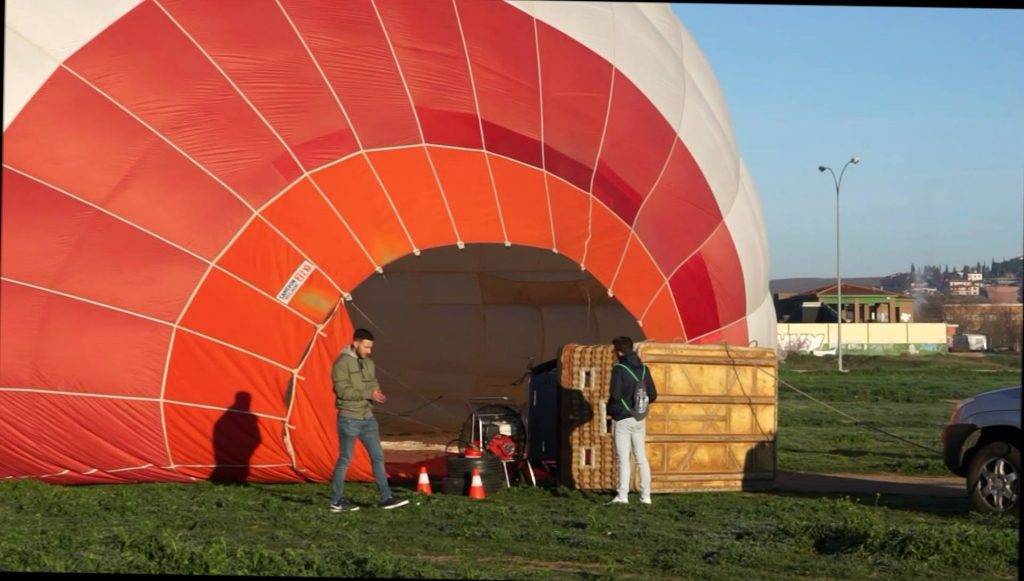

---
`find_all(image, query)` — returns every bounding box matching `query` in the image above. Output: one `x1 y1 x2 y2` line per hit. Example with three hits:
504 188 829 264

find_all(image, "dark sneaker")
329 499 360 512
379 497 410 510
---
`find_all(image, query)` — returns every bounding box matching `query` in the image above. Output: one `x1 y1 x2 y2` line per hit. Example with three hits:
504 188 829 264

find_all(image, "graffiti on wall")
777 333 826 354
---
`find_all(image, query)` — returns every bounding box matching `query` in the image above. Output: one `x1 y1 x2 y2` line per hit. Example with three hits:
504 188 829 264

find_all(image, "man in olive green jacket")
328 328 408 512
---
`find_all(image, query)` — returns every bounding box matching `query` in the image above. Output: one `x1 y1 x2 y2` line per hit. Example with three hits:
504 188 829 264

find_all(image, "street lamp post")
818 157 860 373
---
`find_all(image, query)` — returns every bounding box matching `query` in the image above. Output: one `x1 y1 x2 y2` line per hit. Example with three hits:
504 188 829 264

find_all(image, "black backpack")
614 363 650 421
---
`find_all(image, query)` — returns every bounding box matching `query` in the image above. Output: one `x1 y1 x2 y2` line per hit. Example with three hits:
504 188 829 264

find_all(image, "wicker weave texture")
558 342 778 493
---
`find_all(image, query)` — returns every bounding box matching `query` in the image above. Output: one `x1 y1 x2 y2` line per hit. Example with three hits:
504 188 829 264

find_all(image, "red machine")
487 434 516 462
451 397 535 488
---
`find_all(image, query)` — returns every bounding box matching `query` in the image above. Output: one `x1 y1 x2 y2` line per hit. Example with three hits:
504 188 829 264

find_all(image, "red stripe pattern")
1 0 749 484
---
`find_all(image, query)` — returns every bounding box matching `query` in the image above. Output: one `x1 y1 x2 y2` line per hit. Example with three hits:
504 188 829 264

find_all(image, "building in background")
910 281 938 295
942 303 1023 353
992 276 1021 286
983 284 1022 303
948 279 982 296
777 322 949 355
774 283 915 324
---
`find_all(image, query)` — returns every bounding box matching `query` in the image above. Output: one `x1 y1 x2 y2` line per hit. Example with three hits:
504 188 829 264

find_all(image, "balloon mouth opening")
346 242 645 443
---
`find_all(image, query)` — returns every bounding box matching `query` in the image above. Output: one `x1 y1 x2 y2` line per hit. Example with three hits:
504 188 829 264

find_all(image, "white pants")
613 417 651 500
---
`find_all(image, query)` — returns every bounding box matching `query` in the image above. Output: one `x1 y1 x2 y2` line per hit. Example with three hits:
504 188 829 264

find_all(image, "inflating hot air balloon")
1 0 775 484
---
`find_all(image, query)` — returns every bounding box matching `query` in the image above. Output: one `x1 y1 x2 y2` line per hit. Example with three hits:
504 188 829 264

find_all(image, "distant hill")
770 277 884 295
990 256 1023 277
770 255 1021 295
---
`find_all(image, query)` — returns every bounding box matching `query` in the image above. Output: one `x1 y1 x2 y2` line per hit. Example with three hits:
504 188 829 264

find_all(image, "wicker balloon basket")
557 341 778 493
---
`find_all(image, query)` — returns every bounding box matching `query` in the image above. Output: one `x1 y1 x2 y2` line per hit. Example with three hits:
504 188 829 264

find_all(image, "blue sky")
672 4 1024 279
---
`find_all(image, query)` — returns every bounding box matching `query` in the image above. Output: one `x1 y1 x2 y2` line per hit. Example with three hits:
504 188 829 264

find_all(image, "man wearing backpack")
605 336 658 505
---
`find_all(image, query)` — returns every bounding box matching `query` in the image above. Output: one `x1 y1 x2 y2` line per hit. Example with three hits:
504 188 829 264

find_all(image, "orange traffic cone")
468 467 486 500
416 465 432 495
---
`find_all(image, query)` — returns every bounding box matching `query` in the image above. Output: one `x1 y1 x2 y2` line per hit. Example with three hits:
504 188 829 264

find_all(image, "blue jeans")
329 415 392 503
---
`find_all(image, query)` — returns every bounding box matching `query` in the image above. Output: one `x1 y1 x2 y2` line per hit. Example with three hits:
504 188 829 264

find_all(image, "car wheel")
966 441 1020 516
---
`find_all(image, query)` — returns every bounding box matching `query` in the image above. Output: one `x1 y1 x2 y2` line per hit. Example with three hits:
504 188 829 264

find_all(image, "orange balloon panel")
1 68 249 260
312 154 414 267
1 1 763 485
2 168 208 322
164 330 294 418
217 219 340 324
375 0 482 149
611 235 671 327
164 403 292 469
288 271 343 324
65 0 303 208
0 392 167 475
425 147 505 244
261 178 378 291
365 148 459 251
160 0 360 170
217 218 312 300
547 176 590 262
582 202 632 289
179 268 314 369
640 285 686 342
0 281 172 397
488 154 555 249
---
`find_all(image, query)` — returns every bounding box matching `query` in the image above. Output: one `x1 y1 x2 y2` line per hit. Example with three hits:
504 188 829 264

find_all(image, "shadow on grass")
781 446 937 460
257 489 319 506
770 471 970 516
769 490 970 517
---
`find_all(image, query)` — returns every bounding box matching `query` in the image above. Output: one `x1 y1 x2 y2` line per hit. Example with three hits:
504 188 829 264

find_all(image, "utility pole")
819 157 860 373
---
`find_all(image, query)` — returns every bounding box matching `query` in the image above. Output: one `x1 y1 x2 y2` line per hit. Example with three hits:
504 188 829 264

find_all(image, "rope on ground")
381 395 444 418
720 343 942 456
375 365 450 418
374 408 450 435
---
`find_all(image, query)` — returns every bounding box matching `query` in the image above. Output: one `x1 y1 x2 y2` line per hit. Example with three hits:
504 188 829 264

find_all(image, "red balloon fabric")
1 0 775 484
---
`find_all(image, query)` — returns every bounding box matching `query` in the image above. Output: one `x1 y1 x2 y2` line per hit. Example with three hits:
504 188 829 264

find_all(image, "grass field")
0 479 1018 578
778 353 1021 475
1 353 1020 578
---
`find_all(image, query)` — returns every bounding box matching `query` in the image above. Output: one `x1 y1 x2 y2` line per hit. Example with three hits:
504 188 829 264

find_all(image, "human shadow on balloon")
209 391 261 485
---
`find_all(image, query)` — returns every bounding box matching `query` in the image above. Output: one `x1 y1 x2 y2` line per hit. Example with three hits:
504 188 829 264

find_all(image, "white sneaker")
379 497 410 510
605 497 628 505
640 497 652 505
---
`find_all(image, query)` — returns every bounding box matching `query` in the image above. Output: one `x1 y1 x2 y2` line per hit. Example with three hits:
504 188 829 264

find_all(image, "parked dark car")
942 386 1021 515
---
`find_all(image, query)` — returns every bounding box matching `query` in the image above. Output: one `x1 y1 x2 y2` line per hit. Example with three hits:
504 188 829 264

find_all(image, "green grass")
0 479 1018 578
1 353 1020 578
777 353 1021 475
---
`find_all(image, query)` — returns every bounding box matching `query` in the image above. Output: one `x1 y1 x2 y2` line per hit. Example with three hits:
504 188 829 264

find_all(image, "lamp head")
851 156 861 164
818 165 827 172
